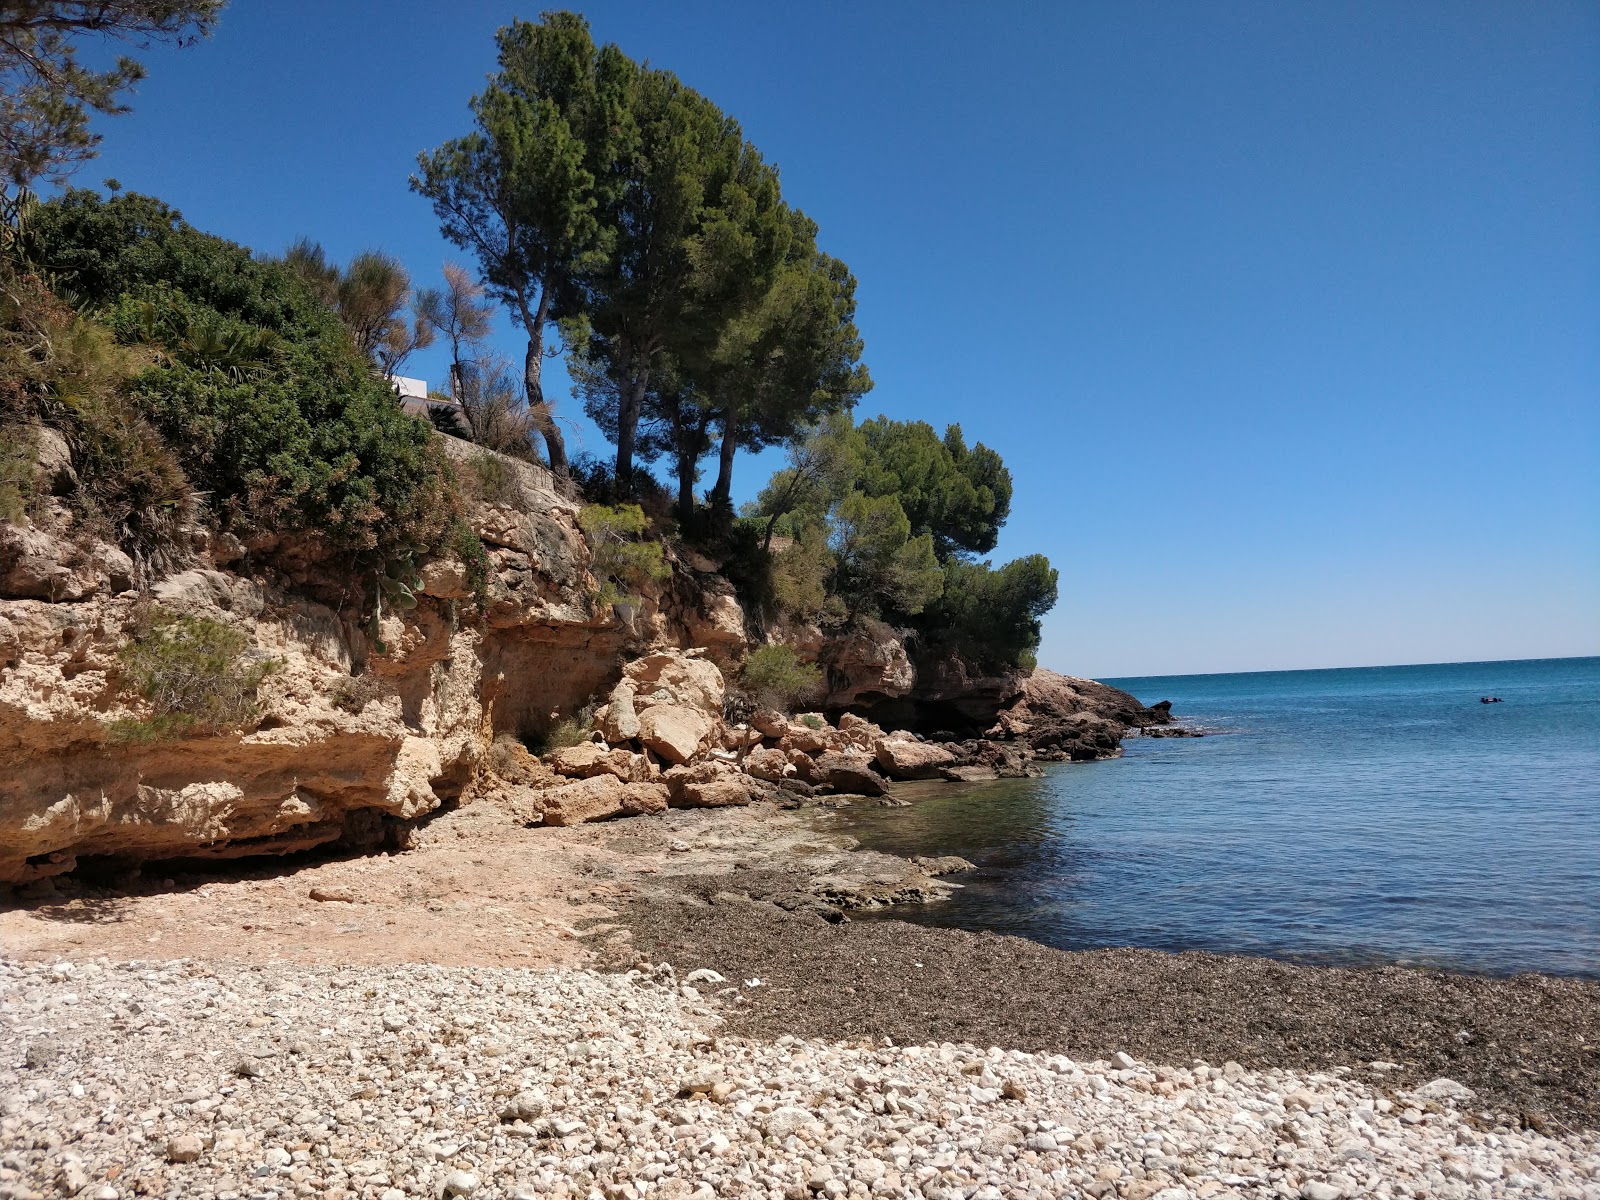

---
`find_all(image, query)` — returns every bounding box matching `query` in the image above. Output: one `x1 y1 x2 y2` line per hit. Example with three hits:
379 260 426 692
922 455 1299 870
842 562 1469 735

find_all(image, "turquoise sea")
839 657 1600 977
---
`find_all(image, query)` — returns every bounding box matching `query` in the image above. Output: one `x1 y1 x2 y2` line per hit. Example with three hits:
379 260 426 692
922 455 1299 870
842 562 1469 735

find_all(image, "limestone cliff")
2 439 614 884
2 432 1170 886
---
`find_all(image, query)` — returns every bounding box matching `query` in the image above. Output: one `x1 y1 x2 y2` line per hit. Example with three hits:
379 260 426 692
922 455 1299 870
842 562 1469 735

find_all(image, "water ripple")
840 657 1600 978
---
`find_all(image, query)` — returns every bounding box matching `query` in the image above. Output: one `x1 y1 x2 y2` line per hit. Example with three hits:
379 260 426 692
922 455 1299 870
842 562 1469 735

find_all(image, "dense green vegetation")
411 10 1053 665
7 190 458 575
578 503 670 608
747 415 1057 667
739 644 823 712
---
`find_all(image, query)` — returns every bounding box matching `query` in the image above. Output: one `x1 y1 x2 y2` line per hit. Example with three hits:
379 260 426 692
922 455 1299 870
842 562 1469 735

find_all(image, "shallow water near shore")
839 656 1600 977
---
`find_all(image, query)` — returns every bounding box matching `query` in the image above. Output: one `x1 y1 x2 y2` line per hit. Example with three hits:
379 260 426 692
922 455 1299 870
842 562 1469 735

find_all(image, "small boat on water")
1479 696 1504 704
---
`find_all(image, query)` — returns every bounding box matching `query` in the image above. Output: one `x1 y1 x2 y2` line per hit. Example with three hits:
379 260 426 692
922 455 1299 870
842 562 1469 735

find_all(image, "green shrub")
797 713 826 731
0 267 191 566
579 503 669 606
109 609 280 742
740 644 823 713
467 451 524 506
537 718 591 754
524 697 598 755
450 520 491 612
21 190 458 566
0 423 33 521
770 526 838 624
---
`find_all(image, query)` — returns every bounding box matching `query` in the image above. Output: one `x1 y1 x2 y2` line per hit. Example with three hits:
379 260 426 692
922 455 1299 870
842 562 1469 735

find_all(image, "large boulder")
812 751 888 796
596 680 641 743
665 762 752 809
783 716 837 755
678 776 752 809
750 709 789 739
742 745 794 782
836 711 887 752
549 742 652 782
787 749 825 785
624 649 725 717
549 741 611 777
874 738 957 780
619 782 670 816
637 705 714 766
540 776 668 826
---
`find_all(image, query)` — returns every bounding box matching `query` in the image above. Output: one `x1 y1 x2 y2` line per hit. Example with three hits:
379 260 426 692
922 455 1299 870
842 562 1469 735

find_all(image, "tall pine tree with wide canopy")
412 11 631 471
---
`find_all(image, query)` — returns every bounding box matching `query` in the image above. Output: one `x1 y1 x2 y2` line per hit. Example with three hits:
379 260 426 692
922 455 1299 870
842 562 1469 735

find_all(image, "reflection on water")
834 658 1600 978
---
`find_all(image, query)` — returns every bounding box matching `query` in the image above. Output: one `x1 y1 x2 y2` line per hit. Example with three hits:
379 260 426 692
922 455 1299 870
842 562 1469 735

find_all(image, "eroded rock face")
818 621 914 709
0 440 609 885
678 578 746 660
0 523 135 602
0 577 486 884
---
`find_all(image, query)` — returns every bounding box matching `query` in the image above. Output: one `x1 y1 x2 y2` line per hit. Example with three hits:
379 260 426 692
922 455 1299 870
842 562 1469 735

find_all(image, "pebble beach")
4 955 1597 1200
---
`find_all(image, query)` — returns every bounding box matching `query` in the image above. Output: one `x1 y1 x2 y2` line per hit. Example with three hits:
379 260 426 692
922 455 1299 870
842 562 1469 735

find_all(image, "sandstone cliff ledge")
2 437 1167 887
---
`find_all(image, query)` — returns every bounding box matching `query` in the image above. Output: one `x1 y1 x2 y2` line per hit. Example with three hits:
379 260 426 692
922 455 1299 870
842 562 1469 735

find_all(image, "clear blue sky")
68 1 1598 677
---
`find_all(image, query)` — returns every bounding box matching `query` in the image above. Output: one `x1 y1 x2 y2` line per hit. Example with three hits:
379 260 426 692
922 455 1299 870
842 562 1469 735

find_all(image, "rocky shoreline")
2 425 1168 889
5 777 1597 1131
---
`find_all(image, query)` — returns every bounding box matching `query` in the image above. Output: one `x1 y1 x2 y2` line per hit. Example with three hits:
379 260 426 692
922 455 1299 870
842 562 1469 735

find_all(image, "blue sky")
68 1 1598 676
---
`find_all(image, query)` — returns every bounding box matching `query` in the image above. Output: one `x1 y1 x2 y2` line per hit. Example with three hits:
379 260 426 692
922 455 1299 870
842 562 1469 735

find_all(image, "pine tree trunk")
519 289 566 473
710 411 737 511
676 450 696 521
615 371 648 492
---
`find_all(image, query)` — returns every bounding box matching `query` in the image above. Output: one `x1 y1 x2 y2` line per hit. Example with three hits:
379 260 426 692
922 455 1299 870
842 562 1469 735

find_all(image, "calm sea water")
838 657 1600 977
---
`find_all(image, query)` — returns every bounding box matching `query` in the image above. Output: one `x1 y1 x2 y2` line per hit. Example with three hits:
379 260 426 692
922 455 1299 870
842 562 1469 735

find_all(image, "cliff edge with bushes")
0 191 1167 889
